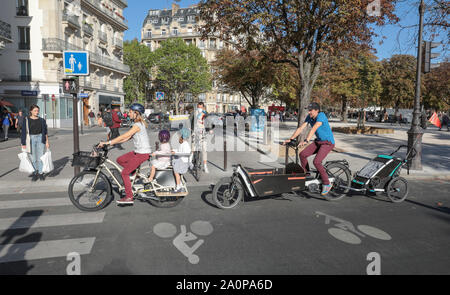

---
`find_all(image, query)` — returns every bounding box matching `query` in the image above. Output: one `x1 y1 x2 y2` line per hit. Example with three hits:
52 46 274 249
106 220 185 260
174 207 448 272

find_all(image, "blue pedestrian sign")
155 92 165 101
63 51 90 76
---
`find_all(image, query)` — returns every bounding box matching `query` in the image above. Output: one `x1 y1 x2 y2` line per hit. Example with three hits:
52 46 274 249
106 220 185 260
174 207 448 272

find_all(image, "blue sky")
123 0 447 62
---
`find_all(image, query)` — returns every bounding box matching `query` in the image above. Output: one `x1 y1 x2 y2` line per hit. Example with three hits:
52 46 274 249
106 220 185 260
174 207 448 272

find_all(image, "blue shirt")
2 113 11 126
305 112 335 144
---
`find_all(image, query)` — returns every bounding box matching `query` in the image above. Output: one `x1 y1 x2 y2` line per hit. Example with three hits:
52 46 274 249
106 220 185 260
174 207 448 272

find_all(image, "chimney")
172 3 180 16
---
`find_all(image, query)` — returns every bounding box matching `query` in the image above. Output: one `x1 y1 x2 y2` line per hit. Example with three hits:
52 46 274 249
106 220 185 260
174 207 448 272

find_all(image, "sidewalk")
0 121 449 195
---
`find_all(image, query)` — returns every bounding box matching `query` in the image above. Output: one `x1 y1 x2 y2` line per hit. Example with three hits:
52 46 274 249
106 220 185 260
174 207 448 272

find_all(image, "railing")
114 38 123 48
42 38 130 73
0 20 11 40
18 42 30 50
98 31 107 42
63 12 81 28
83 0 128 27
16 6 29 16
20 75 31 82
83 23 94 35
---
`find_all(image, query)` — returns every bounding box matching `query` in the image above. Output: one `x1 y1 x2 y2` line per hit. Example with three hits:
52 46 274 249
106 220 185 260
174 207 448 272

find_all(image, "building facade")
0 0 129 128
141 3 248 114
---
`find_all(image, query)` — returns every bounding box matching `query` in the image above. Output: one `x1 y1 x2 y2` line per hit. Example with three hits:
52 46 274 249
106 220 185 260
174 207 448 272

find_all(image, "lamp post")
407 0 425 170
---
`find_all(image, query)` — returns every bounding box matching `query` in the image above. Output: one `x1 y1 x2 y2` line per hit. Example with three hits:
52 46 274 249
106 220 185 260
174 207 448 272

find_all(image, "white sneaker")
203 164 209 174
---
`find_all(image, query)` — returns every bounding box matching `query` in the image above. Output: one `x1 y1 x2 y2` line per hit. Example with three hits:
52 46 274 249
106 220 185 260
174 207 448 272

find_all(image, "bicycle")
68 145 190 211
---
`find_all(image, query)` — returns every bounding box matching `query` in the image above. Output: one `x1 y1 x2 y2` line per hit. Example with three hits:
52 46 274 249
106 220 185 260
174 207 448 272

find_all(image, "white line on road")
0 237 96 263
0 212 105 230
0 198 72 210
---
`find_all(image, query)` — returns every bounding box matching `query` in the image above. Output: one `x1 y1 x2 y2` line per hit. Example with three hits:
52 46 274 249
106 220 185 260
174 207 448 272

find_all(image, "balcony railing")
83 0 128 28
20 75 31 82
114 38 123 48
83 23 94 35
98 31 107 42
42 38 130 73
19 42 30 50
0 20 12 41
16 6 29 16
63 12 81 28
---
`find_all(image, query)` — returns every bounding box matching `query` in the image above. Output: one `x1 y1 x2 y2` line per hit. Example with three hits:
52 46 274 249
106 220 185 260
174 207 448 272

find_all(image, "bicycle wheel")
386 177 408 203
68 170 112 211
212 178 244 209
324 162 351 201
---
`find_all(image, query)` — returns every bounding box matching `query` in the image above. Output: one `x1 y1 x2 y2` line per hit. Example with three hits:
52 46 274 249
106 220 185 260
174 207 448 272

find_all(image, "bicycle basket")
72 151 102 168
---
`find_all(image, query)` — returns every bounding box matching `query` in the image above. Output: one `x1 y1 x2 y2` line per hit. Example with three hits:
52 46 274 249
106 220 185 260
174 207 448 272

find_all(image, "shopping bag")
18 152 35 174
41 150 54 174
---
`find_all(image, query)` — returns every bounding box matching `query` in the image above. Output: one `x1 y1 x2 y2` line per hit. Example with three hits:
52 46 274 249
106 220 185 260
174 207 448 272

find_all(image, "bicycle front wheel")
212 178 244 209
68 170 112 211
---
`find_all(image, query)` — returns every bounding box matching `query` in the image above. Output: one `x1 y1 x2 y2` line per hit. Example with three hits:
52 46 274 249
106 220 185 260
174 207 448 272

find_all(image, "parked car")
148 112 169 124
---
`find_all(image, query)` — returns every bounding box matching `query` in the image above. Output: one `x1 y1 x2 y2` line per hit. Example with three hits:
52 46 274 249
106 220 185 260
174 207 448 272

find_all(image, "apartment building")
0 0 129 128
141 3 248 114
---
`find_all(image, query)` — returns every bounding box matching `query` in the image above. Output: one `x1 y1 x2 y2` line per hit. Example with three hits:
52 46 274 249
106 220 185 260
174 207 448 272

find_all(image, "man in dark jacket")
111 106 124 149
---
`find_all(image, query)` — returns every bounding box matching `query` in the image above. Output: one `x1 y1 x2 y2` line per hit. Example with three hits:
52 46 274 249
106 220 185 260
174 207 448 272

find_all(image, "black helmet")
129 103 145 115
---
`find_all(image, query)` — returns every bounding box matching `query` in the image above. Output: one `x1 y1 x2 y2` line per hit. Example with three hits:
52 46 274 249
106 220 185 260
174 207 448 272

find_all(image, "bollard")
223 125 227 171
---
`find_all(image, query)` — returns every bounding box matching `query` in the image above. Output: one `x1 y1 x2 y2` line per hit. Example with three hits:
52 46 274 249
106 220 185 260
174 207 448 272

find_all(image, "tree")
212 48 275 108
123 39 154 105
153 38 211 115
198 0 398 126
423 61 450 109
380 55 418 116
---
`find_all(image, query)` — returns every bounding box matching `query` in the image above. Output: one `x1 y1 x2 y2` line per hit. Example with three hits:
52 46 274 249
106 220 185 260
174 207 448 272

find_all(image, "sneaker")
173 187 186 193
39 174 45 181
321 184 332 196
31 173 39 182
116 197 134 205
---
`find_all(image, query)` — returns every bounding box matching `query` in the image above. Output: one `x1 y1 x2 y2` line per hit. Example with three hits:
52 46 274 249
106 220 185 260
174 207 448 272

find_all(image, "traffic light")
62 78 79 95
422 41 440 73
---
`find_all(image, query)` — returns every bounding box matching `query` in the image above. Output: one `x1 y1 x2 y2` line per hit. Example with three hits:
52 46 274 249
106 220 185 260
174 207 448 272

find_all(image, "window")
161 29 166 36
172 27 178 36
18 27 30 50
19 60 31 81
199 39 205 48
146 30 152 38
209 38 216 49
187 27 193 33
16 0 28 16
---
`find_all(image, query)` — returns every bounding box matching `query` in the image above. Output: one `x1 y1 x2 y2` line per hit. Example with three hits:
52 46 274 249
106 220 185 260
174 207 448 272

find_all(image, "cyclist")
191 102 209 173
98 103 151 205
283 102 335 196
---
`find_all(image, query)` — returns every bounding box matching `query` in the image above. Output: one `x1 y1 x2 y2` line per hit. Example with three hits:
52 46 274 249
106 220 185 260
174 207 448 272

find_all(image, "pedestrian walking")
97 112 103 127
2 109 13 141
439 113 450 131
15 109 26 137
111 105 124 150
88 109 95 127
102 108 113 141
21 105 50 181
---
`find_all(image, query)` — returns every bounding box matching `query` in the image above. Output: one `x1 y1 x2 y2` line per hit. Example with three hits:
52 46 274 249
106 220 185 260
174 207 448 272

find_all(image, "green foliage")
423 62 450 110
153 38 211 114
123 39 154 105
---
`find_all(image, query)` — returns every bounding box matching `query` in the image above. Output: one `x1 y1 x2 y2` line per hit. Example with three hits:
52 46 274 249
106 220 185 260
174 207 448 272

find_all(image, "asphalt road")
0 179 448 275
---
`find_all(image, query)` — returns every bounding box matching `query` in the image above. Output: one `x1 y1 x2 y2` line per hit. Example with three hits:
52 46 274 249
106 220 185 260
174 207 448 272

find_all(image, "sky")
123 0 447 62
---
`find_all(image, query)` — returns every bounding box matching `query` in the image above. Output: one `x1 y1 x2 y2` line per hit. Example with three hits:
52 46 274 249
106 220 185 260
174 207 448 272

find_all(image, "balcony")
98 31 107 43
42 38 130 74
18 42 30 50
113 38 123 49
16 6 29 16
63 11 81 28
83 0 128 29
83 23 94 36
20 75 31 82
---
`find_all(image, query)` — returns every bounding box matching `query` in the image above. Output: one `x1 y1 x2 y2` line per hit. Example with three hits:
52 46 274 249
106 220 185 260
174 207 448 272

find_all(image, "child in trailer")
171 128 192 193
146 130 172 183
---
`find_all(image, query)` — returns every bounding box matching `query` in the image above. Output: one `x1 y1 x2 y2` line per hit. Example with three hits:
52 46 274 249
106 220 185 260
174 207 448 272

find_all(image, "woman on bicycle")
98 103 151 205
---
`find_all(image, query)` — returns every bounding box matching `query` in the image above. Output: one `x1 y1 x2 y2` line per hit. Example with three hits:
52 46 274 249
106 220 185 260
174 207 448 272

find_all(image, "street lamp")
407 0 425 170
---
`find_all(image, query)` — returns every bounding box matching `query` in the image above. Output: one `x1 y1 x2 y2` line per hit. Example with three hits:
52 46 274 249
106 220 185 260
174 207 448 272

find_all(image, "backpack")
102 111 113 127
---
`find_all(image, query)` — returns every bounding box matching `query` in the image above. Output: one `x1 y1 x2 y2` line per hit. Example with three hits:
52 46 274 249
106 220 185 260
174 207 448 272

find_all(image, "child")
172 128 191 193
147 130 171 183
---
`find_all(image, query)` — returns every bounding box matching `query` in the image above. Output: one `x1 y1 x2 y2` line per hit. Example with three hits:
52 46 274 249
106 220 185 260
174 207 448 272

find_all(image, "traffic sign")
155 92 165 101
62 78 79 95
63 51 90 76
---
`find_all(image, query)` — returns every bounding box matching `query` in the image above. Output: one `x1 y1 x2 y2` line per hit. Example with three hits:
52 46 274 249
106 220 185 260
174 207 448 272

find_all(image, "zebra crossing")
0 195 104 268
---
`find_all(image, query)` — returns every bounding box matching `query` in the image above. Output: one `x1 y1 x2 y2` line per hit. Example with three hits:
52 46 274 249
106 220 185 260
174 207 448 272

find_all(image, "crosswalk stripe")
0 198 72 210
0 238 96 263
0 212 106 231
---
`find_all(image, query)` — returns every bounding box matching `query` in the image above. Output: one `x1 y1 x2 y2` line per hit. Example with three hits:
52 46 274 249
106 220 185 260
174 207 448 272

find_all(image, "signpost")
63 51 89 176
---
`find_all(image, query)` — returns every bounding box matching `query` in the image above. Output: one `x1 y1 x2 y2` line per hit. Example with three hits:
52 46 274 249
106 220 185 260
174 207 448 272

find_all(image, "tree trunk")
341 97 348 123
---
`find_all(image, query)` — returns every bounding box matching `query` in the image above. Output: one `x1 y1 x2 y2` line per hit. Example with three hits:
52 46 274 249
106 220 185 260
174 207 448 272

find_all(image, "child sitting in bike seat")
171 128 191 193
146 130 171 183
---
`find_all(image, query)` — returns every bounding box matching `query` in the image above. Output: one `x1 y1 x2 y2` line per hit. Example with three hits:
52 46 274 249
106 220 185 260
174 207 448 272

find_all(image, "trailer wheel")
386 177 408 203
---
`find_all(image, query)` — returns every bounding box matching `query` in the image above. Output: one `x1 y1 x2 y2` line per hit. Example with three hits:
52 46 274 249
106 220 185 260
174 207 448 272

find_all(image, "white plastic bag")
41 150 54 174
18 152 35 174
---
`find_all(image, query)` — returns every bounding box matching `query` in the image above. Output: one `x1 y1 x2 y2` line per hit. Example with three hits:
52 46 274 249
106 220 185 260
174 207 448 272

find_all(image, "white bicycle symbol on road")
315 212 392 245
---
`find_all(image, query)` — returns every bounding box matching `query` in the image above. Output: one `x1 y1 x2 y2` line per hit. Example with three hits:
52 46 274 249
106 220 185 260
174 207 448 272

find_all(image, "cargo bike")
212 139 352 209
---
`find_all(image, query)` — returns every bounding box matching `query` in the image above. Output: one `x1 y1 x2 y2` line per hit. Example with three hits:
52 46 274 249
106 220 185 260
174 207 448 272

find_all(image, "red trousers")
299 141 335 185
117 151 150 199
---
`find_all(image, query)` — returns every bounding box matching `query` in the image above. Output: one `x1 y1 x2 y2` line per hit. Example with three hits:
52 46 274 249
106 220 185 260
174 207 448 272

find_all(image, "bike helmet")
158 129 170 143
129 103 145 115
180 128 191 139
